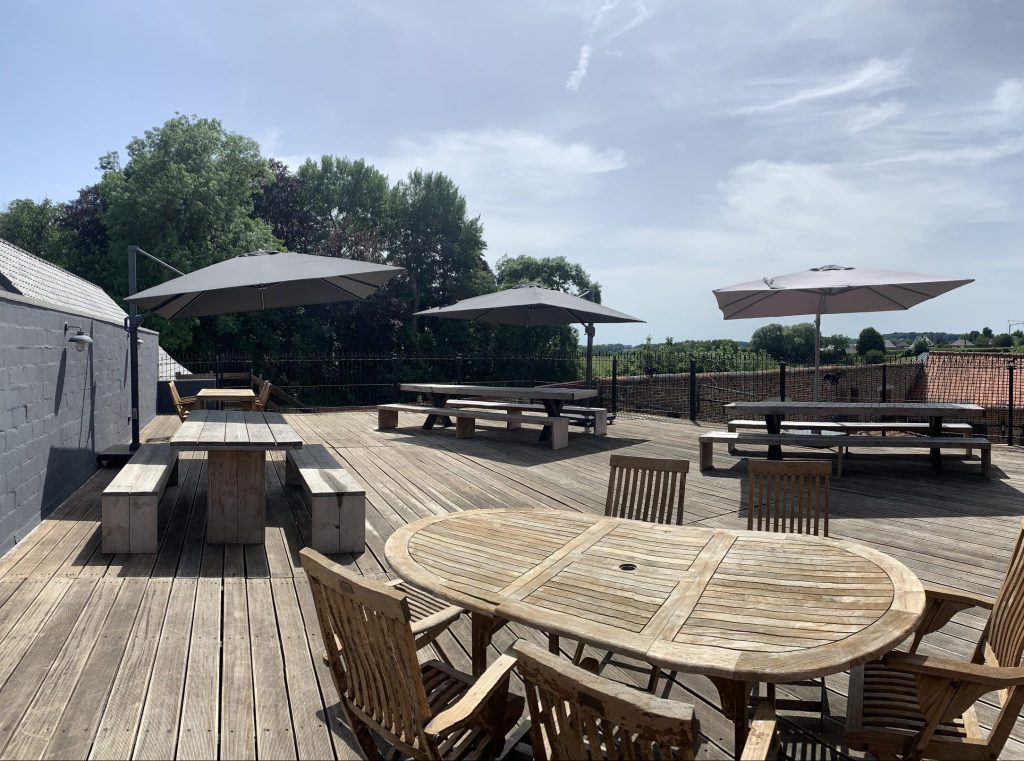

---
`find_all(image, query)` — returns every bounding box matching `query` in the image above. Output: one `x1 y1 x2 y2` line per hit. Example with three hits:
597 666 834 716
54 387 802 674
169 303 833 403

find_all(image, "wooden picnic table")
170 410 302 544
399 383 598 441
194 387 257 410
385 508 925 756
725 401 985 466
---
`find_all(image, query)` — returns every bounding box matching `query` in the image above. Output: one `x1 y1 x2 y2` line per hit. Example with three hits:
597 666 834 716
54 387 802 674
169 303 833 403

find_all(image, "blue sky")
2 1 1022 344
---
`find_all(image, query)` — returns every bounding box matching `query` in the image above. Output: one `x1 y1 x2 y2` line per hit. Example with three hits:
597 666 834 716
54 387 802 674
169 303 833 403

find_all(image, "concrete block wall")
0 296 158 555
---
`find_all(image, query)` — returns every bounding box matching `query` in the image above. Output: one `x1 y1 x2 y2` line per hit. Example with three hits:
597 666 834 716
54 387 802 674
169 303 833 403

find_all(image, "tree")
905 337 929 356
387 170 491 351
495 254 601 300
750 323 786 359
993 333 1014 348
99 115 279 353
820 333 851 363
864 349 886 364
783 323 817 364
856 327 885 355
0 198 69 264
982 326 994 338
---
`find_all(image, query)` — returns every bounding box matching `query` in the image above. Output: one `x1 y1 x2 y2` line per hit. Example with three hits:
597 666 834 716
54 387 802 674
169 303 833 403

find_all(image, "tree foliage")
856 327 885 355
750 322 849 364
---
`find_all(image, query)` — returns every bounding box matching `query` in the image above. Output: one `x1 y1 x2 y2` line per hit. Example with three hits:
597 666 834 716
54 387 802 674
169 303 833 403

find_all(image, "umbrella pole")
585 323 596 387
813 298 823 402
128 246 141 450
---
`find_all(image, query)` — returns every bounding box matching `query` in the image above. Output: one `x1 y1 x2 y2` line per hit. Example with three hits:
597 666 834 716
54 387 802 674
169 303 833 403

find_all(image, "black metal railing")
157 348 1023 443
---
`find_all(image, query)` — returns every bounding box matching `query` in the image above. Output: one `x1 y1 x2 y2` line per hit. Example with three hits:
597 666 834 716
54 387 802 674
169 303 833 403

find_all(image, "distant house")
883 338 907 350
950 337 974 348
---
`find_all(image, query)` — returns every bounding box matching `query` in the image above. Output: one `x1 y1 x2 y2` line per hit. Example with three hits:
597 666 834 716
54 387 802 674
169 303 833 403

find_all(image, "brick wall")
0 295 158 554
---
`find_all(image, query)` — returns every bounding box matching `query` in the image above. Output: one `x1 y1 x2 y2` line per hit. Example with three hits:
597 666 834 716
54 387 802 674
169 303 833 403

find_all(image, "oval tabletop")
385 509 925 683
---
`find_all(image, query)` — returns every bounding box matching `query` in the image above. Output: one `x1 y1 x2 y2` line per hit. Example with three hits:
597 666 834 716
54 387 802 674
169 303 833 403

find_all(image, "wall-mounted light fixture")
64 323 94 352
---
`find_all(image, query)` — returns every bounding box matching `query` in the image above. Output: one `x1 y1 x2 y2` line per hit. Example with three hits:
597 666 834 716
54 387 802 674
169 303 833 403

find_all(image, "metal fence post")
779 362 786 402
611 356 618 418
1009 361 1016 447
391 354 399 402
457 354 464 384
881 363 888 403
688 359 698 422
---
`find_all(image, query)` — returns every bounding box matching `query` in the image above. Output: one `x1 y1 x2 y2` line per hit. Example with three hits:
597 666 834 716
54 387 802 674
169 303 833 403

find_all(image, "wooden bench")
445 398 608 435
700 431 991 478
286 444 366 553
102 443 179 553
726 419 976 455
377 403 569 450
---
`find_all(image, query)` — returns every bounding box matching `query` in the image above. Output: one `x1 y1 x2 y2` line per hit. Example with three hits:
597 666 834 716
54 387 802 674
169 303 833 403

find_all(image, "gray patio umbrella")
126 249 403 319
713 264 973 399
414 284 644 385
119 247 403 451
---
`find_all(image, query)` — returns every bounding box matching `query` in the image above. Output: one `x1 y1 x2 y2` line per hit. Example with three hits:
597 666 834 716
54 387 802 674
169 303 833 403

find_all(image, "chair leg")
548 634 560 655
571 641 586 664
646 665 661 694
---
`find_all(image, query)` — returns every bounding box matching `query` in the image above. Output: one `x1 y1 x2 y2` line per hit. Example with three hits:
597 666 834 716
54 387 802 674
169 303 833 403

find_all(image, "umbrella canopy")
713 264 973 399
713 264 973 319
415 284 643 386
126 249 404 319
414 284 642 326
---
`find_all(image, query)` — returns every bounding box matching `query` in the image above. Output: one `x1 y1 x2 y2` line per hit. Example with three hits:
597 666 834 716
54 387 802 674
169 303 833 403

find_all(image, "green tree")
99 115 279 353
0 198 69 264
864 348 886 364
495 254 601 300
856 327 885 355
750 323 786 359
783 323 817 364
993 333 1014 348
982 326 994 338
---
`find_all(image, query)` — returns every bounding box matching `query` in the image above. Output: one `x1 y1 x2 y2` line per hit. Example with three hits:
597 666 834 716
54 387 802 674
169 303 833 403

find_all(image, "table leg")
470 612 507 677
766 414 783 460
929 416 943 468
207 449 266 544
539 400 564 441
423 393 453 429
709 676 753 759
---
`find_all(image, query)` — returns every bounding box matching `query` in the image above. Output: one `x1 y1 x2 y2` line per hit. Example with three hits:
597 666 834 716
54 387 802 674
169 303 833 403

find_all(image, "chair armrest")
411 607 463 646
425 652 517 737
922 583 996 610
884 652 1024 688
740 700 777 761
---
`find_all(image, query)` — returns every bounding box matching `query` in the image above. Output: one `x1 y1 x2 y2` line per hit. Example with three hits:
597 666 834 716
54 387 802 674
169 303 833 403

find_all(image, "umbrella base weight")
97 444 138 468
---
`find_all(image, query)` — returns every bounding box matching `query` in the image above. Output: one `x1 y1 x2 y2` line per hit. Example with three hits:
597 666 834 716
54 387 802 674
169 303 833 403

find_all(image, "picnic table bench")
102 443 179 553
700 431 991 478
378 403 569 449
726 419 976 454
285 444 366 553
445 398 608 434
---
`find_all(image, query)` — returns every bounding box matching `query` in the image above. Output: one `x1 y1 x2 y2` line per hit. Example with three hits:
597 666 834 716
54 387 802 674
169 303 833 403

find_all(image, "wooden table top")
195 388 257 401
725 401 985 417
399 383 598 401
386 509 925 682
170 410 303 451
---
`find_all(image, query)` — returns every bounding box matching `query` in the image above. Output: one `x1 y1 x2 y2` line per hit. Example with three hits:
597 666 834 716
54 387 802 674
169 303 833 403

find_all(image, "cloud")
993 79 1024 113
566 44 592 90
737 54 911 114
865 134 1024 167
846 99 905 133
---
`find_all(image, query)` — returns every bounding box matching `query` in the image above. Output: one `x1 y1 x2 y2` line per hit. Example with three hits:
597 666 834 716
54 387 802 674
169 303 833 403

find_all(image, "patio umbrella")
713 264 973 399
120 247 404 451
414 284 644 385
126 249 403 319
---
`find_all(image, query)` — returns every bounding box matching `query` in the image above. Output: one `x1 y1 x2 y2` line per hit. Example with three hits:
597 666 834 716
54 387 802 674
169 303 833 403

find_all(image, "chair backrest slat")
300 548 433 752
605 455 689 526
168 381 188 421
254 380 272 409
747 460 831 538
515 640 699 760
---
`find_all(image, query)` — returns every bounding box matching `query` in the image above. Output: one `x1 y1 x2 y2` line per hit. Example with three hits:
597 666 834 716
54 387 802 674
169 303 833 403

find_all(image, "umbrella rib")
864 286 914 310
166 292 206 320
721 291 780 318
318 278 366 301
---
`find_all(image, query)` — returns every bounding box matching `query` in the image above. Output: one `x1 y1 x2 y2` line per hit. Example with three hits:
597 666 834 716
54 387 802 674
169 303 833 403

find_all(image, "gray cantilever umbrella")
126 249 403 319
713 264 973 399
119 247 404 451
415 284 644 384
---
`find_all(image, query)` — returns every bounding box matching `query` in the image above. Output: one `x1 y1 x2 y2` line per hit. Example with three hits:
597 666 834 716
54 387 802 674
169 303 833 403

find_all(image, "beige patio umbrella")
713 264 973 399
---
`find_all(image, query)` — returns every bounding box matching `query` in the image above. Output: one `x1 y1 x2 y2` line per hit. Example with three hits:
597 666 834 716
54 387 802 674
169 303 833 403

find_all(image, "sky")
2 0 1023 345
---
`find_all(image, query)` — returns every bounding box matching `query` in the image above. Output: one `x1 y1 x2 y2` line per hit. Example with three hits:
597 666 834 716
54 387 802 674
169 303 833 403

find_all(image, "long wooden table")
399 383 598 441
725 401 985 465
385 508 925 755
170 410 302 543
195 387 257 410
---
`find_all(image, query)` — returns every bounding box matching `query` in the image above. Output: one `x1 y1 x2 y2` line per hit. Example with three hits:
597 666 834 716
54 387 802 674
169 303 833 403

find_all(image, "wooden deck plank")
1 411 1024 759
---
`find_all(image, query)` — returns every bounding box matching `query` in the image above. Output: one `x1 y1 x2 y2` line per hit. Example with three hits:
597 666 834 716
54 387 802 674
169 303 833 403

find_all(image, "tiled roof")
0 237 126 323
920 351 1022 407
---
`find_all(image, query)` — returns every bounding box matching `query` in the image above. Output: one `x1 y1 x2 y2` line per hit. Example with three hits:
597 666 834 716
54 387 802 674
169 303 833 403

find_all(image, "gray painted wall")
0 295 158 555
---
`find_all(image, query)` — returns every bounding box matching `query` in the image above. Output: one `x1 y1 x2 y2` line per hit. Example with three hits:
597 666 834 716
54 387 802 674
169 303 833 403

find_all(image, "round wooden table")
385 508 925 755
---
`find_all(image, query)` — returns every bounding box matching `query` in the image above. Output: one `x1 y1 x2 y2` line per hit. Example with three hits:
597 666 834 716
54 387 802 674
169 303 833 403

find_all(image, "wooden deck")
2 410 1024 760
